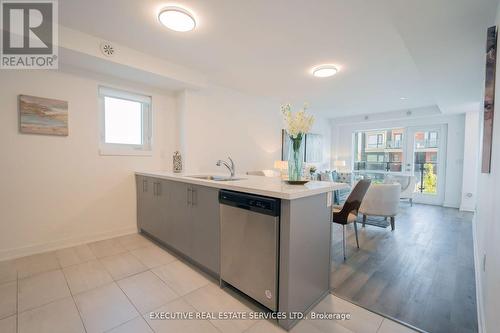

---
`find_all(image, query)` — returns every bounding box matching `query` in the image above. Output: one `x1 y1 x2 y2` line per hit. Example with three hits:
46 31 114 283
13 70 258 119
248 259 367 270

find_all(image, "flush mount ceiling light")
158 6 196 32
400 97 408 100
312 64 338 78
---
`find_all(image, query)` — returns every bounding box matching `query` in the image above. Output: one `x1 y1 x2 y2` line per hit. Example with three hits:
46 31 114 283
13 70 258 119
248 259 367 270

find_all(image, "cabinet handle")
143 179 148 192
187 188 192 205
153 182 161 196
192 189 197 206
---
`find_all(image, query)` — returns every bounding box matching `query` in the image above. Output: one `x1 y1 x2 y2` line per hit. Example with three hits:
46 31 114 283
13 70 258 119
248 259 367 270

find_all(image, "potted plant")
309 165 317 178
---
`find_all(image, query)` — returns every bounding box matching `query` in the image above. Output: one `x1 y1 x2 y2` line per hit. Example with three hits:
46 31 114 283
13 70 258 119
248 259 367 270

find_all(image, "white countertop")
135 171 350 200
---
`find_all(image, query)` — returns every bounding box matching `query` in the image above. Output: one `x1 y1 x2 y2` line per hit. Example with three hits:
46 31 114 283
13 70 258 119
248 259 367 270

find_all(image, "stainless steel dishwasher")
219 190 280 311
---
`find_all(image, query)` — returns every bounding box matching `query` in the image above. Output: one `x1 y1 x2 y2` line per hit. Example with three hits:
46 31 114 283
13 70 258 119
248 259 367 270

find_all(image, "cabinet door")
166 180 192 256
136 176 155 235
191 185 220 273
150 178 167 238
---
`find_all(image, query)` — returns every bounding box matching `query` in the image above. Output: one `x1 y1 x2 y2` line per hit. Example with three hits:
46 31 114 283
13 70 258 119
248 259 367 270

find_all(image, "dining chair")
332 179 371 260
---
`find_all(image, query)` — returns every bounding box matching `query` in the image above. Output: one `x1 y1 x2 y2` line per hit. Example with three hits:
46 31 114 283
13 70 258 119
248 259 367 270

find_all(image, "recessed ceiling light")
158 6 196 32
400 97 408 100
312 64 338 78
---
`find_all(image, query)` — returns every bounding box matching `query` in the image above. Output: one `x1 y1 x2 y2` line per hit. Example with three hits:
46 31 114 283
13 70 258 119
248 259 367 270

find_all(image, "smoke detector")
100 41 115 57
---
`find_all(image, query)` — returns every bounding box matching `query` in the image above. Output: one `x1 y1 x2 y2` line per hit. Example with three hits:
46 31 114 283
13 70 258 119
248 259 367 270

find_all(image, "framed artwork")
19 95 68 136
305 133 323 163
482 26 497 173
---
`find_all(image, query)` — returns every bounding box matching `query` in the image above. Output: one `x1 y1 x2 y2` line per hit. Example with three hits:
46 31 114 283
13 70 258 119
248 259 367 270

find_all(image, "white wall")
474 93 500 333
473 5 500 332
0 70 177 260
178 85 331 174
461 110 481 211
330 113 466 208
0 71 332 260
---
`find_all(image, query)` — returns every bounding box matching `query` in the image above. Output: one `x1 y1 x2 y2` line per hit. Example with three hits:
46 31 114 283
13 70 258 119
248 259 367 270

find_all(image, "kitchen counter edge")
135 171 349 200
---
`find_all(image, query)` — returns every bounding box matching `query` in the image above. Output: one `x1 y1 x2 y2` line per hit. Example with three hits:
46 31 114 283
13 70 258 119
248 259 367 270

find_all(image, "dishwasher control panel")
219 190 280 216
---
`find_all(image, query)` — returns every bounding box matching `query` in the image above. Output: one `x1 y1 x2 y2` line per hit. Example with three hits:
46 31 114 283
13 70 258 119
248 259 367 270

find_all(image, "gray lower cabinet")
164 180 191 256
190 185 220 274
136 176 220 274
136 176 165 237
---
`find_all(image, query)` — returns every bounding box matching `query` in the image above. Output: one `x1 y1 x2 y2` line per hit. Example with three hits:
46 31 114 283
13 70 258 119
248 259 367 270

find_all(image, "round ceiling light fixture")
312 64 338 78
158 6 196 32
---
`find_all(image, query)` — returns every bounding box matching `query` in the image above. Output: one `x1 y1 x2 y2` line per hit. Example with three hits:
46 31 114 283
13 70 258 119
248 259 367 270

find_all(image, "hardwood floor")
331 203 477 333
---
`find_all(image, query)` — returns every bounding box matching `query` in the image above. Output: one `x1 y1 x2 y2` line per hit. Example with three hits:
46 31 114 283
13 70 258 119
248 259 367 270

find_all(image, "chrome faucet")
216 157 235 178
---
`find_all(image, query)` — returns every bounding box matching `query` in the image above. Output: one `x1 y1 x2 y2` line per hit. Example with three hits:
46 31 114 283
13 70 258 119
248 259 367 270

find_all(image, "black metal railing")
354 161 403 172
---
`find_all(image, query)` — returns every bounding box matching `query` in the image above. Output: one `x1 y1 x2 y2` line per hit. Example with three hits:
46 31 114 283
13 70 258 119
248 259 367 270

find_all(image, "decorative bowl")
285 180 309 185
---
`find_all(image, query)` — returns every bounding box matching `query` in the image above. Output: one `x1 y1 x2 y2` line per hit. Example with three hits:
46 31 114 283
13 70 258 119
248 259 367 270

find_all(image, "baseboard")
442 201 460 209
460 203 476 212
0 226 138 261
471 215 485 333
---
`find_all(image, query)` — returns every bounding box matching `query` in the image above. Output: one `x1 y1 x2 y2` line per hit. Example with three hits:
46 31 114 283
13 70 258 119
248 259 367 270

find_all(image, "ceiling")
59 0 499 117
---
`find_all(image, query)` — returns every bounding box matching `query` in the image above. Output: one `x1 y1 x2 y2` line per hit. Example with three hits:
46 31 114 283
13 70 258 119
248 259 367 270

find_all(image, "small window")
98 86 152 155
393 133 402 147
366 133 384 148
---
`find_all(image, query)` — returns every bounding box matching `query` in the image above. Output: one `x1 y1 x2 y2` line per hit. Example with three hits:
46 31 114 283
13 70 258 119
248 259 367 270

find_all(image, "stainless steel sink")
187 175 245 181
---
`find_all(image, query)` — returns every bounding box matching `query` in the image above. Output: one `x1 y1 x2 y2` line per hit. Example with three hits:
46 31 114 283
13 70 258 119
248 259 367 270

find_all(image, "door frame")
405 124 448 206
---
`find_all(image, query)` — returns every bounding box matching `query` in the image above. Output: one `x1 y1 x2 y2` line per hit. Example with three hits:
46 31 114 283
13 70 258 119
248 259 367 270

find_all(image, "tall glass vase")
288 134 304 181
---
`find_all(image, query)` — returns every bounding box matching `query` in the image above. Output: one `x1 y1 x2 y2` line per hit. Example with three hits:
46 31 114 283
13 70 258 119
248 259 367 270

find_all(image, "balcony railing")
366 143 384 149
387 141 402 148
415 139 438 149
365 141 403 149
354 161 403 172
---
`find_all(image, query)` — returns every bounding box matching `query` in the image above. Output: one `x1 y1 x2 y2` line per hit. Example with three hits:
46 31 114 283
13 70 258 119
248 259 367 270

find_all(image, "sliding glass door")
406 125 447 205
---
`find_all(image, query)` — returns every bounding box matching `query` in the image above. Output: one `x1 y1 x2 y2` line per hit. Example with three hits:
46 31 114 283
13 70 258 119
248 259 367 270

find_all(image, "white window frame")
353 127 405 175
98 86 152 156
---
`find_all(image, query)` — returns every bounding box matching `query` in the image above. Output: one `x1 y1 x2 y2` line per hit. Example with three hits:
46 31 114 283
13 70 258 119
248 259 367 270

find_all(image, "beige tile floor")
0 234 418 333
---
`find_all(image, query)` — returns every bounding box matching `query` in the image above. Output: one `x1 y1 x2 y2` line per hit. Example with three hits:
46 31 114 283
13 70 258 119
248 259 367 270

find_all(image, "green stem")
289 135 303 181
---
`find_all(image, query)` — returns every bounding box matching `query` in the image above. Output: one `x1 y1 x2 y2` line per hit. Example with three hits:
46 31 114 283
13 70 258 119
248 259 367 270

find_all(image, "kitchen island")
135 171 349 330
